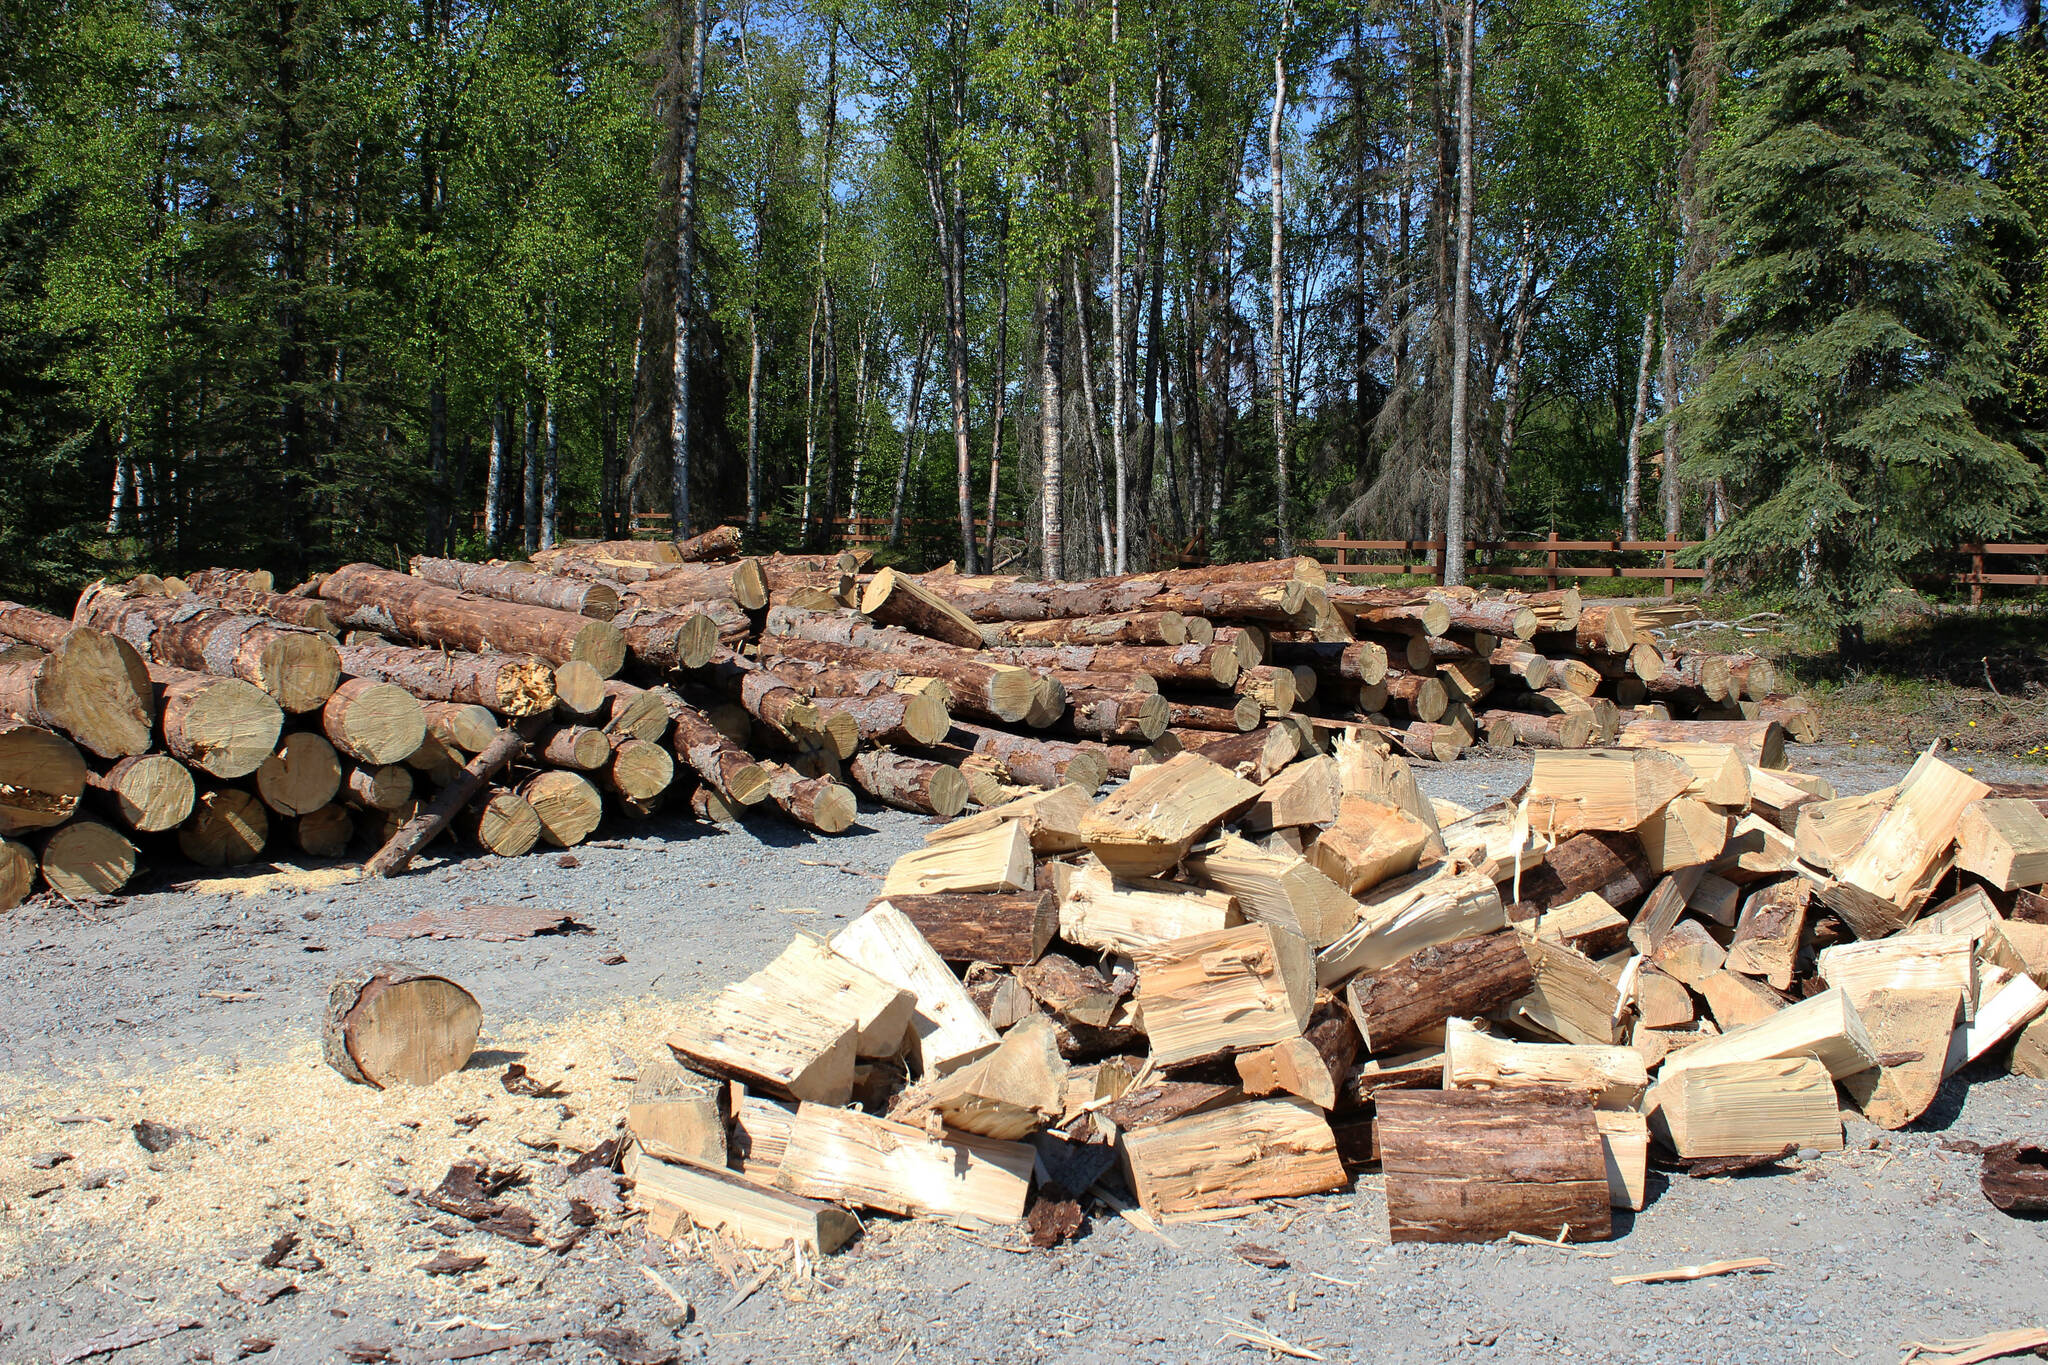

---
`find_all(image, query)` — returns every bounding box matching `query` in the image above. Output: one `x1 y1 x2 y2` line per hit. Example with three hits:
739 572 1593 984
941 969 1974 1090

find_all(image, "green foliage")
1687 0 2038 644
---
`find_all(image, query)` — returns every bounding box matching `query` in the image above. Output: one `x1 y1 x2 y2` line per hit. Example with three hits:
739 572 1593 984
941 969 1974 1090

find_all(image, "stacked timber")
621 725 2048 1255
0 534 1813 901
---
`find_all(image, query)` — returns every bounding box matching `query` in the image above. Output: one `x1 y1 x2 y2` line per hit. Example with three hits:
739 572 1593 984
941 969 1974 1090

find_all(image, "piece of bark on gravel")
364 903 585 942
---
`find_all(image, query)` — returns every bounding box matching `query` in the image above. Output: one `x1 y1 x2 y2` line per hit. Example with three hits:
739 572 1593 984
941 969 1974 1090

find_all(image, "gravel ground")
3 742 2045 1365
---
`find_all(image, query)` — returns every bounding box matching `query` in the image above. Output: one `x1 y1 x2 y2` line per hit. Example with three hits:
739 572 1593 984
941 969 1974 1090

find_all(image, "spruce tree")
1688 0 2037 654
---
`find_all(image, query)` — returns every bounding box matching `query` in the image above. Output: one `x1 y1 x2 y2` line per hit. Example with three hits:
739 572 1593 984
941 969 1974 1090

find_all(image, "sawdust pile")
0 998 678 1299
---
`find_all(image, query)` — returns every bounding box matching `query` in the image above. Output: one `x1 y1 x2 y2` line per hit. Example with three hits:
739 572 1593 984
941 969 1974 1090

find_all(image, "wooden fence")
1293 536 2048 603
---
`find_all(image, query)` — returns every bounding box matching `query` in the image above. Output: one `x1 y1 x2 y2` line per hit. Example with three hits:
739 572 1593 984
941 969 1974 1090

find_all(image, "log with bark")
323 961 483 1088
76 583 341 713
0 627 154 758
337 641 556 717
409 555 621 619
319 563 627 676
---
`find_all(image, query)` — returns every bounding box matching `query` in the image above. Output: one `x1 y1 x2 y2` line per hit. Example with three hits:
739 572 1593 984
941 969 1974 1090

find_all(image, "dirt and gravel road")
3 744 2045 1365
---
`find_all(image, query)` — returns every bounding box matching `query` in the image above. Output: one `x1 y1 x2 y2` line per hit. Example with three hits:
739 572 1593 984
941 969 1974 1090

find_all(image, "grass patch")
1676 589 2048 766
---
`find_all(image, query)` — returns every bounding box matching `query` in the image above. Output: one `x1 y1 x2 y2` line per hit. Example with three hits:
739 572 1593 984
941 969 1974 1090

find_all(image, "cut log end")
552 660 607 717
0 722 88 836
90 754 196 832
322 679 426 766
322 962 482 1089
255 732 345 817
179 788 270 867
294 804 355 858
40 819 139 897
0 837 36 908
257 633 344 713
466 790 542 857
520 770 605 848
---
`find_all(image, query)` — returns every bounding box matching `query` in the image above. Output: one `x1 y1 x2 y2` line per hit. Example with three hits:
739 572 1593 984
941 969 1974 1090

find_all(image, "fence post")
1972 548 1985 608
1545 530 1559 593
1663 541 1675 599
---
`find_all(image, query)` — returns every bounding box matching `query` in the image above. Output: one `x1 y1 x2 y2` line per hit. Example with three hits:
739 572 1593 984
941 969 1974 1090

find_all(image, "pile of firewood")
614 729 2048 1251
0 531 1803 903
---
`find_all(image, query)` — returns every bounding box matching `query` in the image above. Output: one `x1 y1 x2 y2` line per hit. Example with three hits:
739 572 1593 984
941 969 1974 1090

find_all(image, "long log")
319 562 626 676
759 760 857 833
656 690 770 806
987 610 1187 647
1269 639 1390 687
1481 709 1593 750
612 603 734 670
1162 696 1261 732
758 636 1033 724
811 690 952 747
664 524 744 561
336 641 556 717
1381 670 1447 722
860 568 986 648
1056 688 1168 743
938 721 1111 792
615 559 769 611
409 556 620 619
186 584 336 632
76 583 341 713
0 627 154 758
983 642 1239 689
420 700 498 753
847 751 969 817
1644 650 1733 702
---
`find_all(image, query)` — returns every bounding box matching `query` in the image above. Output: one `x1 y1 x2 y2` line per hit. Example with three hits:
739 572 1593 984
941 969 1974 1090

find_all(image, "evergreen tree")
1688 0 2037 653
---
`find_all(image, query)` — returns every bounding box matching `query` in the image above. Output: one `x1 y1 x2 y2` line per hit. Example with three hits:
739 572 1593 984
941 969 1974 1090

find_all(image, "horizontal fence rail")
1292 536 2048 602
1295 534 1702 596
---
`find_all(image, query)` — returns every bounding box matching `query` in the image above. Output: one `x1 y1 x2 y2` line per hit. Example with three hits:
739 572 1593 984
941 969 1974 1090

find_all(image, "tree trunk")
429 377 448 555
890 320 935 548
522 379 540 555
1442 0 1478 586
1269 4 1293 556
1040 275 1065 580
985 254 1011 568
746 304 763 529
1070 261 1114 569
542 318 560 549
807 26 841 550
1660 295 1683 542
485 395 507 551
1492 218 1537 522
1621 309 1656 542
1108 0 1129 573
668 0 710 538
601 324 622 539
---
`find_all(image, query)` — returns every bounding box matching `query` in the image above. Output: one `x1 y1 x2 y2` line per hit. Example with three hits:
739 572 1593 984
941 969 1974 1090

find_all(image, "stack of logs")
611 727 2048 1253
0 531 1812 905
